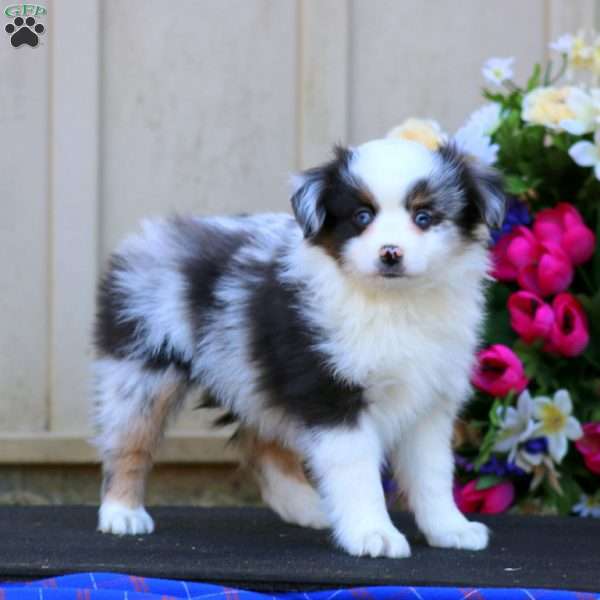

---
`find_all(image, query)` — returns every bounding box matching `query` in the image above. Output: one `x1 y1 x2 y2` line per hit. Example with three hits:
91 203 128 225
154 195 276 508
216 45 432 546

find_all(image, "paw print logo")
5 16 45 47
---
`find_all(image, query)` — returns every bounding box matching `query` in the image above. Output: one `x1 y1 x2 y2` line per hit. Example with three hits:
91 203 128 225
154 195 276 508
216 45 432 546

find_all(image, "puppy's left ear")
439 144 506 230
467 160 506 230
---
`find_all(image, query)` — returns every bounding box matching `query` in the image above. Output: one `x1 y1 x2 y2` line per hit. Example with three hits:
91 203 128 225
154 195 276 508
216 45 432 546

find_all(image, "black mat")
1 506 598 592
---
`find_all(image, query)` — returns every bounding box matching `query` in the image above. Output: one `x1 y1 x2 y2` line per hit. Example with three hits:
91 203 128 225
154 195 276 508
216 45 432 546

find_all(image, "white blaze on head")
348 139 437 211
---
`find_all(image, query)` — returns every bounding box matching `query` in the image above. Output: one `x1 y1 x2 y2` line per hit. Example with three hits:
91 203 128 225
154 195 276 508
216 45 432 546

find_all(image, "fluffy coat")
92 138 504 557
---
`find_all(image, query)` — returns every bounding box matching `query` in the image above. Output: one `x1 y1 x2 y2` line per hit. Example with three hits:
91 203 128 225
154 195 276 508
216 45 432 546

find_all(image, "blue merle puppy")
93 138 504 558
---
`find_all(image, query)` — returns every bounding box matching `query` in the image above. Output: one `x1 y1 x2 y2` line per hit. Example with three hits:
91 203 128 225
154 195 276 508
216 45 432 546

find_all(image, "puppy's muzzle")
378 245 405 277
379 245 403 266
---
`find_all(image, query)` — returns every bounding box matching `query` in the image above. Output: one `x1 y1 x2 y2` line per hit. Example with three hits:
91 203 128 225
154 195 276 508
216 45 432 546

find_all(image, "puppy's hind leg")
92 358 187 535
240 430 329 530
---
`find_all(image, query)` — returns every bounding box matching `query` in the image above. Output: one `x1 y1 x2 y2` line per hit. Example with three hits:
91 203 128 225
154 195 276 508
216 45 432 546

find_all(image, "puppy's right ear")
291 146 353 239
290 167 327 239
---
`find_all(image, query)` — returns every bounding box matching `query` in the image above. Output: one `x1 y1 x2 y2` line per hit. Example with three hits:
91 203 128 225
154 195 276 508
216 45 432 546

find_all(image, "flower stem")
502 80 519 93
543 60 553 86
549 55 568 85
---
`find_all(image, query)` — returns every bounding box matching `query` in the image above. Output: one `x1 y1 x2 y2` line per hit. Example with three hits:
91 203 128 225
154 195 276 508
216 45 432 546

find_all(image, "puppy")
92 138 504 558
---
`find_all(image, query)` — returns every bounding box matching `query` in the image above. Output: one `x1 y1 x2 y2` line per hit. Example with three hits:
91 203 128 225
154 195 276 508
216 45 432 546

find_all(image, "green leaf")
542 60 553 86
526 63 542 91
483 284 516 347
483 89 507 104
476 474 504 490
488 398 504 427
473 429 498 470
514 339 558 392
546 475 582 516
504 175 531 195
583 290 600 338
474 400 505 470
590 404 600 421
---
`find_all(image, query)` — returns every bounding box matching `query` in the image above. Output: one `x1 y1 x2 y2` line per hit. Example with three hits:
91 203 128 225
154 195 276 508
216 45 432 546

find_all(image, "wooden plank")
99 0 298 443
0 0 50 432
297 0 349 168
0 432 239 464
100 0 297 259
48 0 101 432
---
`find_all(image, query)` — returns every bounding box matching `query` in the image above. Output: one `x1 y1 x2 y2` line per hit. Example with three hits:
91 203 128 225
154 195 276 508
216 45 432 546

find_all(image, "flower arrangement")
389 31 600 517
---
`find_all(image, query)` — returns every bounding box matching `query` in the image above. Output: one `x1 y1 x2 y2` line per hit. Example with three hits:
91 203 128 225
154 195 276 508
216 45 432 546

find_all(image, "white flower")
550 33 574 54
457 134 499 166
551 31 599 74
569 31 594 70
522 86 576 130
493 390 538 461
533 389 583 463
514 446 546 474
560 88 600 135
569 129 600 180
572 493 600 518
454 104 502 165
467 103 503 136
482 57 515 86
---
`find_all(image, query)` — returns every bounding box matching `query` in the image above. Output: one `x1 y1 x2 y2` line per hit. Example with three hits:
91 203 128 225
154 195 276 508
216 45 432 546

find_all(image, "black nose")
379 245 403 266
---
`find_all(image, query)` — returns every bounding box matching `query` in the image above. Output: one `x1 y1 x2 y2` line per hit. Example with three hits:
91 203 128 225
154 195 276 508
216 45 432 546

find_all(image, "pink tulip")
517 241 573 297
454 479 515 514
472 344 528 397
492 232 519 281
534 203 596 266
545 293 589 357
493 226 573 297
506 226 540 270
508 291 554 344
575 423 600 475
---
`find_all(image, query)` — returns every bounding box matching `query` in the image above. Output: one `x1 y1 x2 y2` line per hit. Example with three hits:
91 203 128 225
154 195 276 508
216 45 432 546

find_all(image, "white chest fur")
286 241 489 443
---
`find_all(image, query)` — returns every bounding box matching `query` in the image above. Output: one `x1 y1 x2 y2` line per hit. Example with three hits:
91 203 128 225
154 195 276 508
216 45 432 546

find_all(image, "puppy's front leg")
304 421 410 558
393 407 489 551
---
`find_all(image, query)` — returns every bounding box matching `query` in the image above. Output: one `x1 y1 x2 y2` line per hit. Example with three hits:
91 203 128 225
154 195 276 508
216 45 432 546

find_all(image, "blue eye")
354 208 375 227
414 210 433 230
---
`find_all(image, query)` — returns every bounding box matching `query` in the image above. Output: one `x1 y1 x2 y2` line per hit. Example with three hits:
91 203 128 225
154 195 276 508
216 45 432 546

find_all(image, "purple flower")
504 461 527 477
462 455 528 478
479 455 505 476
492 197 532 244
523 436 548 454
483 455 523 476
454 454 475 472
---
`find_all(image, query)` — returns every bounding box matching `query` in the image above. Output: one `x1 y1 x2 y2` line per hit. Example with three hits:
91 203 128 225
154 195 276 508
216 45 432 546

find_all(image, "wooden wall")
0 0 596 463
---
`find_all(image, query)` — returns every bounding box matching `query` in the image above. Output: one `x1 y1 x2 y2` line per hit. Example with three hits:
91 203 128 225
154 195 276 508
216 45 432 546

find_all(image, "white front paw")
426 520 489 551
98 501 155 535
337 523 411 558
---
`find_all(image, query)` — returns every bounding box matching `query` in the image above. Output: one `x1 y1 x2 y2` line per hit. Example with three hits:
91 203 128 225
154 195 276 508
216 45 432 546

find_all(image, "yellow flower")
551 31 600 74
570 32 594 70
386 118 446 151
533 390 582 463
522 87 576 130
